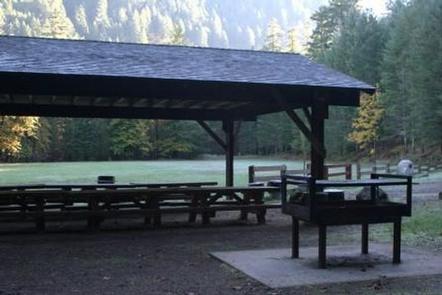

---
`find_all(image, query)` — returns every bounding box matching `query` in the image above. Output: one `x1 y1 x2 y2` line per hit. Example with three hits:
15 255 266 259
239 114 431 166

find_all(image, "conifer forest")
0 0 441 163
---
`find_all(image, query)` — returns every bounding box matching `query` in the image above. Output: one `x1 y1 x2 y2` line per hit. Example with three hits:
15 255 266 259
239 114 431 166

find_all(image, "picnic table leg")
291 217 299 258
318 224 327 269
87 196 100 231
152 196 162 227
144 197 152 226
393 218 402 264
362 223 369 254
188 193 198 223
255 192 266 224
201 193 210 225
35 196 45 232
240 193 250 221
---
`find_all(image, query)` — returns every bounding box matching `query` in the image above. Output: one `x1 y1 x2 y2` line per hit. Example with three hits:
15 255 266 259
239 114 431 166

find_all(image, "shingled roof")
0 36 375 121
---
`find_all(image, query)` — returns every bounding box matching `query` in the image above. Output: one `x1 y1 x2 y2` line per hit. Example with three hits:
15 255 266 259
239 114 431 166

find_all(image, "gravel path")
0 182 441 294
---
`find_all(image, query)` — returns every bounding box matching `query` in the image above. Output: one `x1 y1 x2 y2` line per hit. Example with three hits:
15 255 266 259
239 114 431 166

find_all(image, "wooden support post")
292 217 299 258
393 218 402 264
35 196 45 232
406 176 412 215
318 224 327 268
223 120 234 187
311 100 327 179
362 223 369 254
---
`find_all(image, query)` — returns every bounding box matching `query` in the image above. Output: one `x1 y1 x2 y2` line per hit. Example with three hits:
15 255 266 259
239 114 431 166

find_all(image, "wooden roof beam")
302 107 312 126
0 103 256 121
272 89 325 158
197 121 226 150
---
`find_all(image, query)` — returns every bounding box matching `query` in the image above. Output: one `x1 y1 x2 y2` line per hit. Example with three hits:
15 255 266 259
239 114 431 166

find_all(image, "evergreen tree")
0 5 5 34
263 18 284 52
74 4 89 36
324 10 386 84
46 118 67 161
129 9 149 43
40 0 78 39
407 0 442 149
169 24 187 45
62 119 111 161
109 119 152 159
307 0 358 60
92 0 111 40
380 1 416 153
286 27 301 53
308 6 335 60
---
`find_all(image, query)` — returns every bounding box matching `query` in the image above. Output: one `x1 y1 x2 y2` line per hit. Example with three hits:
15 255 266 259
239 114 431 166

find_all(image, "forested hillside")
1 0 323 48
0 0 441 162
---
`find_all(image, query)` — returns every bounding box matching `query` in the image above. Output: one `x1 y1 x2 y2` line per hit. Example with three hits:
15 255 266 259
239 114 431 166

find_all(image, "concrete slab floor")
211 243 442 288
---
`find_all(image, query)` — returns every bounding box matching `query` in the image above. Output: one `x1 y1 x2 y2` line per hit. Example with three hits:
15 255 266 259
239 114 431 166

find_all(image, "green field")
1 158 441 186
0 157 307 186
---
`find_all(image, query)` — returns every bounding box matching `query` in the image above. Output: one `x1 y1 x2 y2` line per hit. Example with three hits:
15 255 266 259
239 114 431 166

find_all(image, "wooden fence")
250 161 442 182
306 163 352 180
356 162 442 179
356 163 394 179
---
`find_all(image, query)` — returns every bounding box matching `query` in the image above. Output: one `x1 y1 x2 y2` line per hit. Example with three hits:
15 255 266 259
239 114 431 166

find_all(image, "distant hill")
1 0 327 49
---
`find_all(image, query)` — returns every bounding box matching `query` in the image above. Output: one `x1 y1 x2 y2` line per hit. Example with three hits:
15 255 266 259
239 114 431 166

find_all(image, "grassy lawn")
372 200 442 250
0 157 306 186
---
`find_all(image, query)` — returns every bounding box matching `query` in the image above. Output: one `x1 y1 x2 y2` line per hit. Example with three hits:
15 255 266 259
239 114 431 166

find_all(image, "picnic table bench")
0 183 279 231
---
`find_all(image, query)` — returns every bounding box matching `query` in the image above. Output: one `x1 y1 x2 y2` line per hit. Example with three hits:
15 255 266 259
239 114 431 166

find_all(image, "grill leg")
393 219 401 264
362 223 369 254
318 225 327 268
291 217 299 258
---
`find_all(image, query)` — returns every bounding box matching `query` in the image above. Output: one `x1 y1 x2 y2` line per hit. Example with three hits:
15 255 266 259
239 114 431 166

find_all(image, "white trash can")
397 160 414 176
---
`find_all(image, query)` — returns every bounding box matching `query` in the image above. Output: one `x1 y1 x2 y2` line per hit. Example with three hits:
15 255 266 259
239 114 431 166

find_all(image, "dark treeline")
312 0 442 160
0 0 441 162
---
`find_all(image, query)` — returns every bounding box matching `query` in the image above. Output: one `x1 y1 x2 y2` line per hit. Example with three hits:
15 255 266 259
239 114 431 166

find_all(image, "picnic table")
281 173 412 268
0 182 279 231
0 181 218 191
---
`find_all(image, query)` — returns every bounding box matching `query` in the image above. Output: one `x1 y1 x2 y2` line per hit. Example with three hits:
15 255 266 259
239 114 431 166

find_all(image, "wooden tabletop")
0 181 218 191
315 179 409 187
0 185 279 197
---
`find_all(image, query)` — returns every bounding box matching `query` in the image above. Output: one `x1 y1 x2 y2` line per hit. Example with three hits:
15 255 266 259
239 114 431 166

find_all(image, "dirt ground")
0 183 441 295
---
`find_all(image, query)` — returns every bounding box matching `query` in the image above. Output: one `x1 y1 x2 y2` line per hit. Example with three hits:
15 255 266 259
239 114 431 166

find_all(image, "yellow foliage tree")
0 116 39 156
348 93 384 156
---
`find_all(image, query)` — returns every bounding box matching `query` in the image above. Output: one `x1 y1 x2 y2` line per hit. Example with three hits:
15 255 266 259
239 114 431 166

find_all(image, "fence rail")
250 161 442 183
356 162 442 179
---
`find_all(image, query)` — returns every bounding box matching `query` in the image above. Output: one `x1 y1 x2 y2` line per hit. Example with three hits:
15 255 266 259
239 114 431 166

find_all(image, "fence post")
345 163 352 180
248 166 255 183
356 162 361 180
324 165 329 180
386 163 390 173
